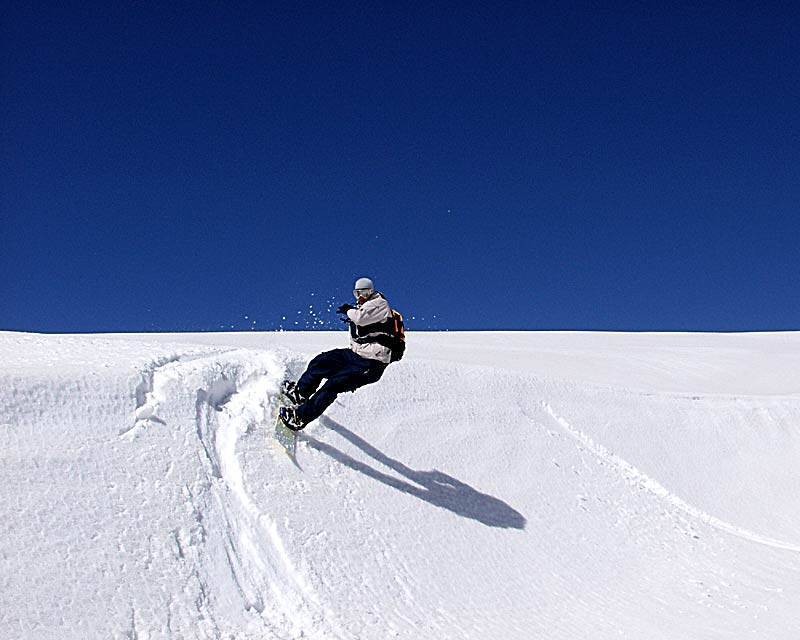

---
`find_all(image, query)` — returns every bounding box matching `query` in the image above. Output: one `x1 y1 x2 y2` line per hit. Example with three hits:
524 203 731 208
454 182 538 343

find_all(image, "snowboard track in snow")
539 400 800 554
125 349 349 638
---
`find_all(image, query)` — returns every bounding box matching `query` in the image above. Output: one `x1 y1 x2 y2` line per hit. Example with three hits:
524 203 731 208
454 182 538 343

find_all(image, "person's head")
353 277 374 303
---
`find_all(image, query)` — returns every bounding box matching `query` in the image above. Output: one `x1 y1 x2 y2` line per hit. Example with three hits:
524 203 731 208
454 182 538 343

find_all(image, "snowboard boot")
278 405 307 431
280 380 307 406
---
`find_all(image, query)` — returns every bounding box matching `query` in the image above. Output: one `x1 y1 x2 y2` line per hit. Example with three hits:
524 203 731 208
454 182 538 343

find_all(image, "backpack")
388 309 406 362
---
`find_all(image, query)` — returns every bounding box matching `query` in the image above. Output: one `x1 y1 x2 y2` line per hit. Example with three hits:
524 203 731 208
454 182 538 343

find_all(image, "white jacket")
346 293 393 364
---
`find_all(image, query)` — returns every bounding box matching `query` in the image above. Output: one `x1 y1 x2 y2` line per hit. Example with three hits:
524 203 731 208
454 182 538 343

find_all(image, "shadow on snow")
302 416 526 530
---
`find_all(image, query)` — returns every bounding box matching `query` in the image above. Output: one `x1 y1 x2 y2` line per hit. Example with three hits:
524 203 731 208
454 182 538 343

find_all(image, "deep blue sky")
2 2 798 332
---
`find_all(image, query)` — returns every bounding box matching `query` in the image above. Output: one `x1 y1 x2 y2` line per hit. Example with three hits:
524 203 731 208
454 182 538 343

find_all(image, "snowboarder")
278 277 402 431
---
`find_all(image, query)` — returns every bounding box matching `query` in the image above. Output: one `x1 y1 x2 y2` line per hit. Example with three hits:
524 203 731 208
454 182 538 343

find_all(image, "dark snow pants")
295 348 387 423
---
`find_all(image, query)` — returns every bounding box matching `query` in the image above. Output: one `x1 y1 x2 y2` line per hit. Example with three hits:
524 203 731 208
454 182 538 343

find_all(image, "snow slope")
1 330 799 639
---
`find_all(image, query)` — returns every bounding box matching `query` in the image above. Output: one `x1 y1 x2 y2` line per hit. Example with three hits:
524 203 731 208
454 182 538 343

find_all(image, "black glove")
336 303 354 314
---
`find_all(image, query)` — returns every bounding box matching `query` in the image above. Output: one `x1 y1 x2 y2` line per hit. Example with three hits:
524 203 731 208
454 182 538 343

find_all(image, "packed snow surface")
1 330 800 639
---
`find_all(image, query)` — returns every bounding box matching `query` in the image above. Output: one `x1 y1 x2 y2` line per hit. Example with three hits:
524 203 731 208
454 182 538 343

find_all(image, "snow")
1 329 799 639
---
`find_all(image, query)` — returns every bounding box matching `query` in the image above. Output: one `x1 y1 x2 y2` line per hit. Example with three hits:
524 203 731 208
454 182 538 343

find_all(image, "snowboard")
272 390 300 467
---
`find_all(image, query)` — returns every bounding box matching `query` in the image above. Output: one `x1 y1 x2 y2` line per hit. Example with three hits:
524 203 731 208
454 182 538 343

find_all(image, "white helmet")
353 277 374 300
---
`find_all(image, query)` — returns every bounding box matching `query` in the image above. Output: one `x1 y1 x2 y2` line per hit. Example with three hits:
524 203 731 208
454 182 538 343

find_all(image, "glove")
336 303 354 314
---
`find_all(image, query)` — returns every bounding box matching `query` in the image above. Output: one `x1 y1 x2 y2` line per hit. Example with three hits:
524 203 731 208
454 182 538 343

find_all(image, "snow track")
2 331 800 638
122 348 349 638
540 400 800 553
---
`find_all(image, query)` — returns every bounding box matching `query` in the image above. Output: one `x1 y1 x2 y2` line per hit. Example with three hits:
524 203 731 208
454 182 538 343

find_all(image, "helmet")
353 277 374 300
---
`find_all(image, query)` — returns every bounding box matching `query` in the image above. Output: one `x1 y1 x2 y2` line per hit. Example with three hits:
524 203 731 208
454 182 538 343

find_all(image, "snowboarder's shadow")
303 417 526 530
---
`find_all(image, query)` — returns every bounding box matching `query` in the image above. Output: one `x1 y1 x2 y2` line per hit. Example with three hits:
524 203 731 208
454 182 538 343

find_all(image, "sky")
2 2 798 332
